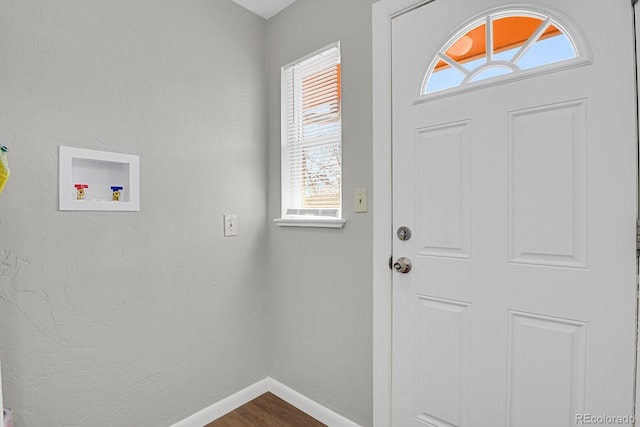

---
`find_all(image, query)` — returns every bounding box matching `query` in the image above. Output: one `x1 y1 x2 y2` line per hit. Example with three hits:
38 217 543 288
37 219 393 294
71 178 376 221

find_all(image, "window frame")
417 6 591 103
275 41 345 229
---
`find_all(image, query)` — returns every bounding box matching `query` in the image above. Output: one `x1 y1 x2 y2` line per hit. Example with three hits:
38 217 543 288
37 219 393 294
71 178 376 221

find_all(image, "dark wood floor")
205 392 326 427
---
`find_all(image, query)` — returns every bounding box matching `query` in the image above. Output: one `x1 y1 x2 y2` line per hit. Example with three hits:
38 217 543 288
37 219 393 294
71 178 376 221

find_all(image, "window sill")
274 218 346 229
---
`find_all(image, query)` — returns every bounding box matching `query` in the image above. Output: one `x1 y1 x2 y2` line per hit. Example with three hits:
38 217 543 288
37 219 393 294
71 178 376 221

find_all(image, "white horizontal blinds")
282 43 342 218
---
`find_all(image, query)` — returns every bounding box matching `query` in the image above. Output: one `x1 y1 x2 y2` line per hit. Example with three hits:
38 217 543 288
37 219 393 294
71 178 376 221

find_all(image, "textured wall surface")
266 1 374 425
0 1 268 425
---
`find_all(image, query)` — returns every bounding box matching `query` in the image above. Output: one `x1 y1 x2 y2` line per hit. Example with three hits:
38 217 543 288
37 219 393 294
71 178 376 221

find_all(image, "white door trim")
372 1 433 426
373 2 640 427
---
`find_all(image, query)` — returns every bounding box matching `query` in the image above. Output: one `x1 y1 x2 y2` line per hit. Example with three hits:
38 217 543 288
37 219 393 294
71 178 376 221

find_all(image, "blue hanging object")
111 186 123 201
0 145 9 195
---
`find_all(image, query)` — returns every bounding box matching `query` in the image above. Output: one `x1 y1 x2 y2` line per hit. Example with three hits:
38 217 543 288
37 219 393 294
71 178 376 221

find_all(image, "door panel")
508 100 588 267
416 121 471 259
506 311 587 427
391 1 637 426
417 296 470 427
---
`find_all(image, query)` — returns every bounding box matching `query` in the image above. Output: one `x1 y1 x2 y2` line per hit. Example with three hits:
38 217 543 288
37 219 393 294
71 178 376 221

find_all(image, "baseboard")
170 376 362 427
170 378 271 427
265 377 362 427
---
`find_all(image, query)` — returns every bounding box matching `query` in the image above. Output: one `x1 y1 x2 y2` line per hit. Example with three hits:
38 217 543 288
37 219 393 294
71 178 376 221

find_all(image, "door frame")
372 1 640 426
372 2 433 426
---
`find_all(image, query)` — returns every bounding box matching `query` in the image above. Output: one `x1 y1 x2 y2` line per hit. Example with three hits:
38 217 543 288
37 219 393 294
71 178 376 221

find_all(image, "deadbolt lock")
397 226 412 241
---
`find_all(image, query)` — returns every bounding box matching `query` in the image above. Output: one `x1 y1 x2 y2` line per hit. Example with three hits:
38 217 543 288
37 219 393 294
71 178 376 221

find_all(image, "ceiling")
231 0 298 19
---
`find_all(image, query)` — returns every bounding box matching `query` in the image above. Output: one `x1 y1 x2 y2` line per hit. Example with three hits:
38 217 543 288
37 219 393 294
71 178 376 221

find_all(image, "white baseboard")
265 377 362 427
170 376 362 427
170 378 270 427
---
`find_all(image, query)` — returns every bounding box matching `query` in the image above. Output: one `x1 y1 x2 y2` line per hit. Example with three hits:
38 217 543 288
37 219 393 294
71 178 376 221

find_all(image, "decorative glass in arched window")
422 8 588 96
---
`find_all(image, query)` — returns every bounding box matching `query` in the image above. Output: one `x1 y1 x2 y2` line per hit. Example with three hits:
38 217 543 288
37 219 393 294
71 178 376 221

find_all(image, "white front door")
391 1 638 426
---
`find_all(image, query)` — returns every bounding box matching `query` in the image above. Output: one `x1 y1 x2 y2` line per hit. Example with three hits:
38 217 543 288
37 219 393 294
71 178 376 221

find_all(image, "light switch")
354 188 368 213
224 214 237 237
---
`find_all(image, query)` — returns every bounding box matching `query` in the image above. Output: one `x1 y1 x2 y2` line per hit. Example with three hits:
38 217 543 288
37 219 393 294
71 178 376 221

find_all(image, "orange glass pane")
435 16 562 72
493 16 561 55
439 23 486 69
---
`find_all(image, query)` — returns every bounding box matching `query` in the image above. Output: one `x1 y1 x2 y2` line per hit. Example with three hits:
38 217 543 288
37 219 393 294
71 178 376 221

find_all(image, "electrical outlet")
354 188 368 213
224 214 237 237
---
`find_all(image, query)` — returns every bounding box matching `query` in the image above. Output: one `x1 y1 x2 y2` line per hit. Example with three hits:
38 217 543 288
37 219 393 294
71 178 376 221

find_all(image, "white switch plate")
224 214 238 237
354 188 368 213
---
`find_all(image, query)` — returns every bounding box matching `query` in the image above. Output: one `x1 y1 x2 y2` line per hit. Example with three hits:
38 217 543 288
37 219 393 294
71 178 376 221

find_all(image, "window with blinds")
280 42 342 221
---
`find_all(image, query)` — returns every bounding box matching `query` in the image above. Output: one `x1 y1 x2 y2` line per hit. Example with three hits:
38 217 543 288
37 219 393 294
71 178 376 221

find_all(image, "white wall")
267 1 375 425
0 1 269 425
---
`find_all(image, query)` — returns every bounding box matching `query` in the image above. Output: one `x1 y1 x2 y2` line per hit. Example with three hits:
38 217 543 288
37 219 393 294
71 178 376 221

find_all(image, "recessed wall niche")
59 146 140 211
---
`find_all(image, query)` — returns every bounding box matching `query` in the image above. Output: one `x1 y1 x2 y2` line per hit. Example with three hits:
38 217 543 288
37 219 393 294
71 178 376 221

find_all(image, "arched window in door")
422 8 588 96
